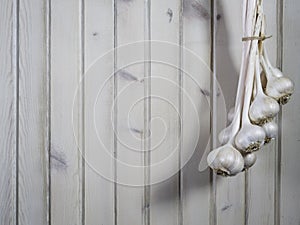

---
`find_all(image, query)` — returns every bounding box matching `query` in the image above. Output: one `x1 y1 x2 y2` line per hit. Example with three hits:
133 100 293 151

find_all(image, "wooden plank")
114 0 146 224
215 1 245 224
50 0 83 224
84 0 115 224
149 1 181 225
18 0 49 224
246 1 277 224
181 0 211 224
280 0 300 224
0 0 18 224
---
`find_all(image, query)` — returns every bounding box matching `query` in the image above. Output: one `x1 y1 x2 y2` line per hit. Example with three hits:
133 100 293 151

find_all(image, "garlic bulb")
261 52 295 105
243 152 257 169
262 120 278 143
207 144 244 176
265 76 294 105
249 53 280 124
235 123 266 152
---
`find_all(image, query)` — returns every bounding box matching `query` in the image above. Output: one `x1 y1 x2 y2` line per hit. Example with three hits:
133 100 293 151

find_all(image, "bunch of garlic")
207 0 294 176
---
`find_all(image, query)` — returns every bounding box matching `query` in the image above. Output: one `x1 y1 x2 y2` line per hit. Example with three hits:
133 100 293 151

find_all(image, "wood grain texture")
246 1 277 224
281 0 300 224
181 0 211 224
50 0 83 224
0 0 18 224
215 1 245 224
115 0 145 224
84 0 115 224
149 1 181 225
18 0 49 224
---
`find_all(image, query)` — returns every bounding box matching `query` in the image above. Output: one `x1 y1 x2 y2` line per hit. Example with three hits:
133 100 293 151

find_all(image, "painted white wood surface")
246 1 278 224
281 0 300 224
115 1 145 225
215 2 245 224
0 0 299 224
149 1 181 225
84 0 115 224
182 0 211 224
0 0 17 224
50 0 83 224
18 0 49 224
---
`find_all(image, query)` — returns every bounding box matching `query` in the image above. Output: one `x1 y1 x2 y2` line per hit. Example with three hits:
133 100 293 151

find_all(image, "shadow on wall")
150 0 239 205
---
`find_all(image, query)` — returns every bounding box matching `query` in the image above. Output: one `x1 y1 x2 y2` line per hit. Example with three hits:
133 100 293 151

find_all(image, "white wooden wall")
0 0 299 225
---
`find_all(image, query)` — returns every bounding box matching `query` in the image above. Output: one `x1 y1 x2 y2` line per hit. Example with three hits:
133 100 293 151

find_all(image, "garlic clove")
249 93 280 124
243 152 257 169
262 120 278 144
265 76 295 105
207 145 244 176
235 124 266 152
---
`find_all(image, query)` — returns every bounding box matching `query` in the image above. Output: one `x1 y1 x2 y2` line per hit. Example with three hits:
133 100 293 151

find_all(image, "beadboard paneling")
0 0 17 224
0 0 299 224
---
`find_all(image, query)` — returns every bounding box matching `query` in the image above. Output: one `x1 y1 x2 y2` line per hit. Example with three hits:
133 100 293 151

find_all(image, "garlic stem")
249 52 280 124
235 8 266 152
227 0 260 143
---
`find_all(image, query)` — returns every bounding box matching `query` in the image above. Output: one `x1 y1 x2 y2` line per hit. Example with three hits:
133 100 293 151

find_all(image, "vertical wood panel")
115 0 145 224
50 0 83 224
149 1 181 225
0 0 18 224
246 1 277 224
18 0 49 224
215 1 245 224
84 0 115 224
181 0 211 224
281 0 300 224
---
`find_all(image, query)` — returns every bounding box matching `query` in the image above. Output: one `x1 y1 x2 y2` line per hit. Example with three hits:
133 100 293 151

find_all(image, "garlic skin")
261 54 295 105
207 145 244 176
249 93 280 124
218 126 232 145
235 124 266 153
249 51 280 124
265 76 295 105
262 120 278 143
271 67 284 78
243 152 257 169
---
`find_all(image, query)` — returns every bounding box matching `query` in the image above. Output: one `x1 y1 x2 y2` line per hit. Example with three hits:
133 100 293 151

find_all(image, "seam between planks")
113 0 118 224
45 0 51 224
80 0 85 224
274 0 283 225
209 0 217 225
178 0 184 224
143 0 151 225
15 0 20 223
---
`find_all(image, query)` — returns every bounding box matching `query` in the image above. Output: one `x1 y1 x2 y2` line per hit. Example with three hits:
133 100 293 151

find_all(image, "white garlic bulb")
261 54 295 105
235 124 266 152
249 55 280 124
243 152 257 169
265 76 295 105
262 120 278 144
249 91 280 124
207 144 244 176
